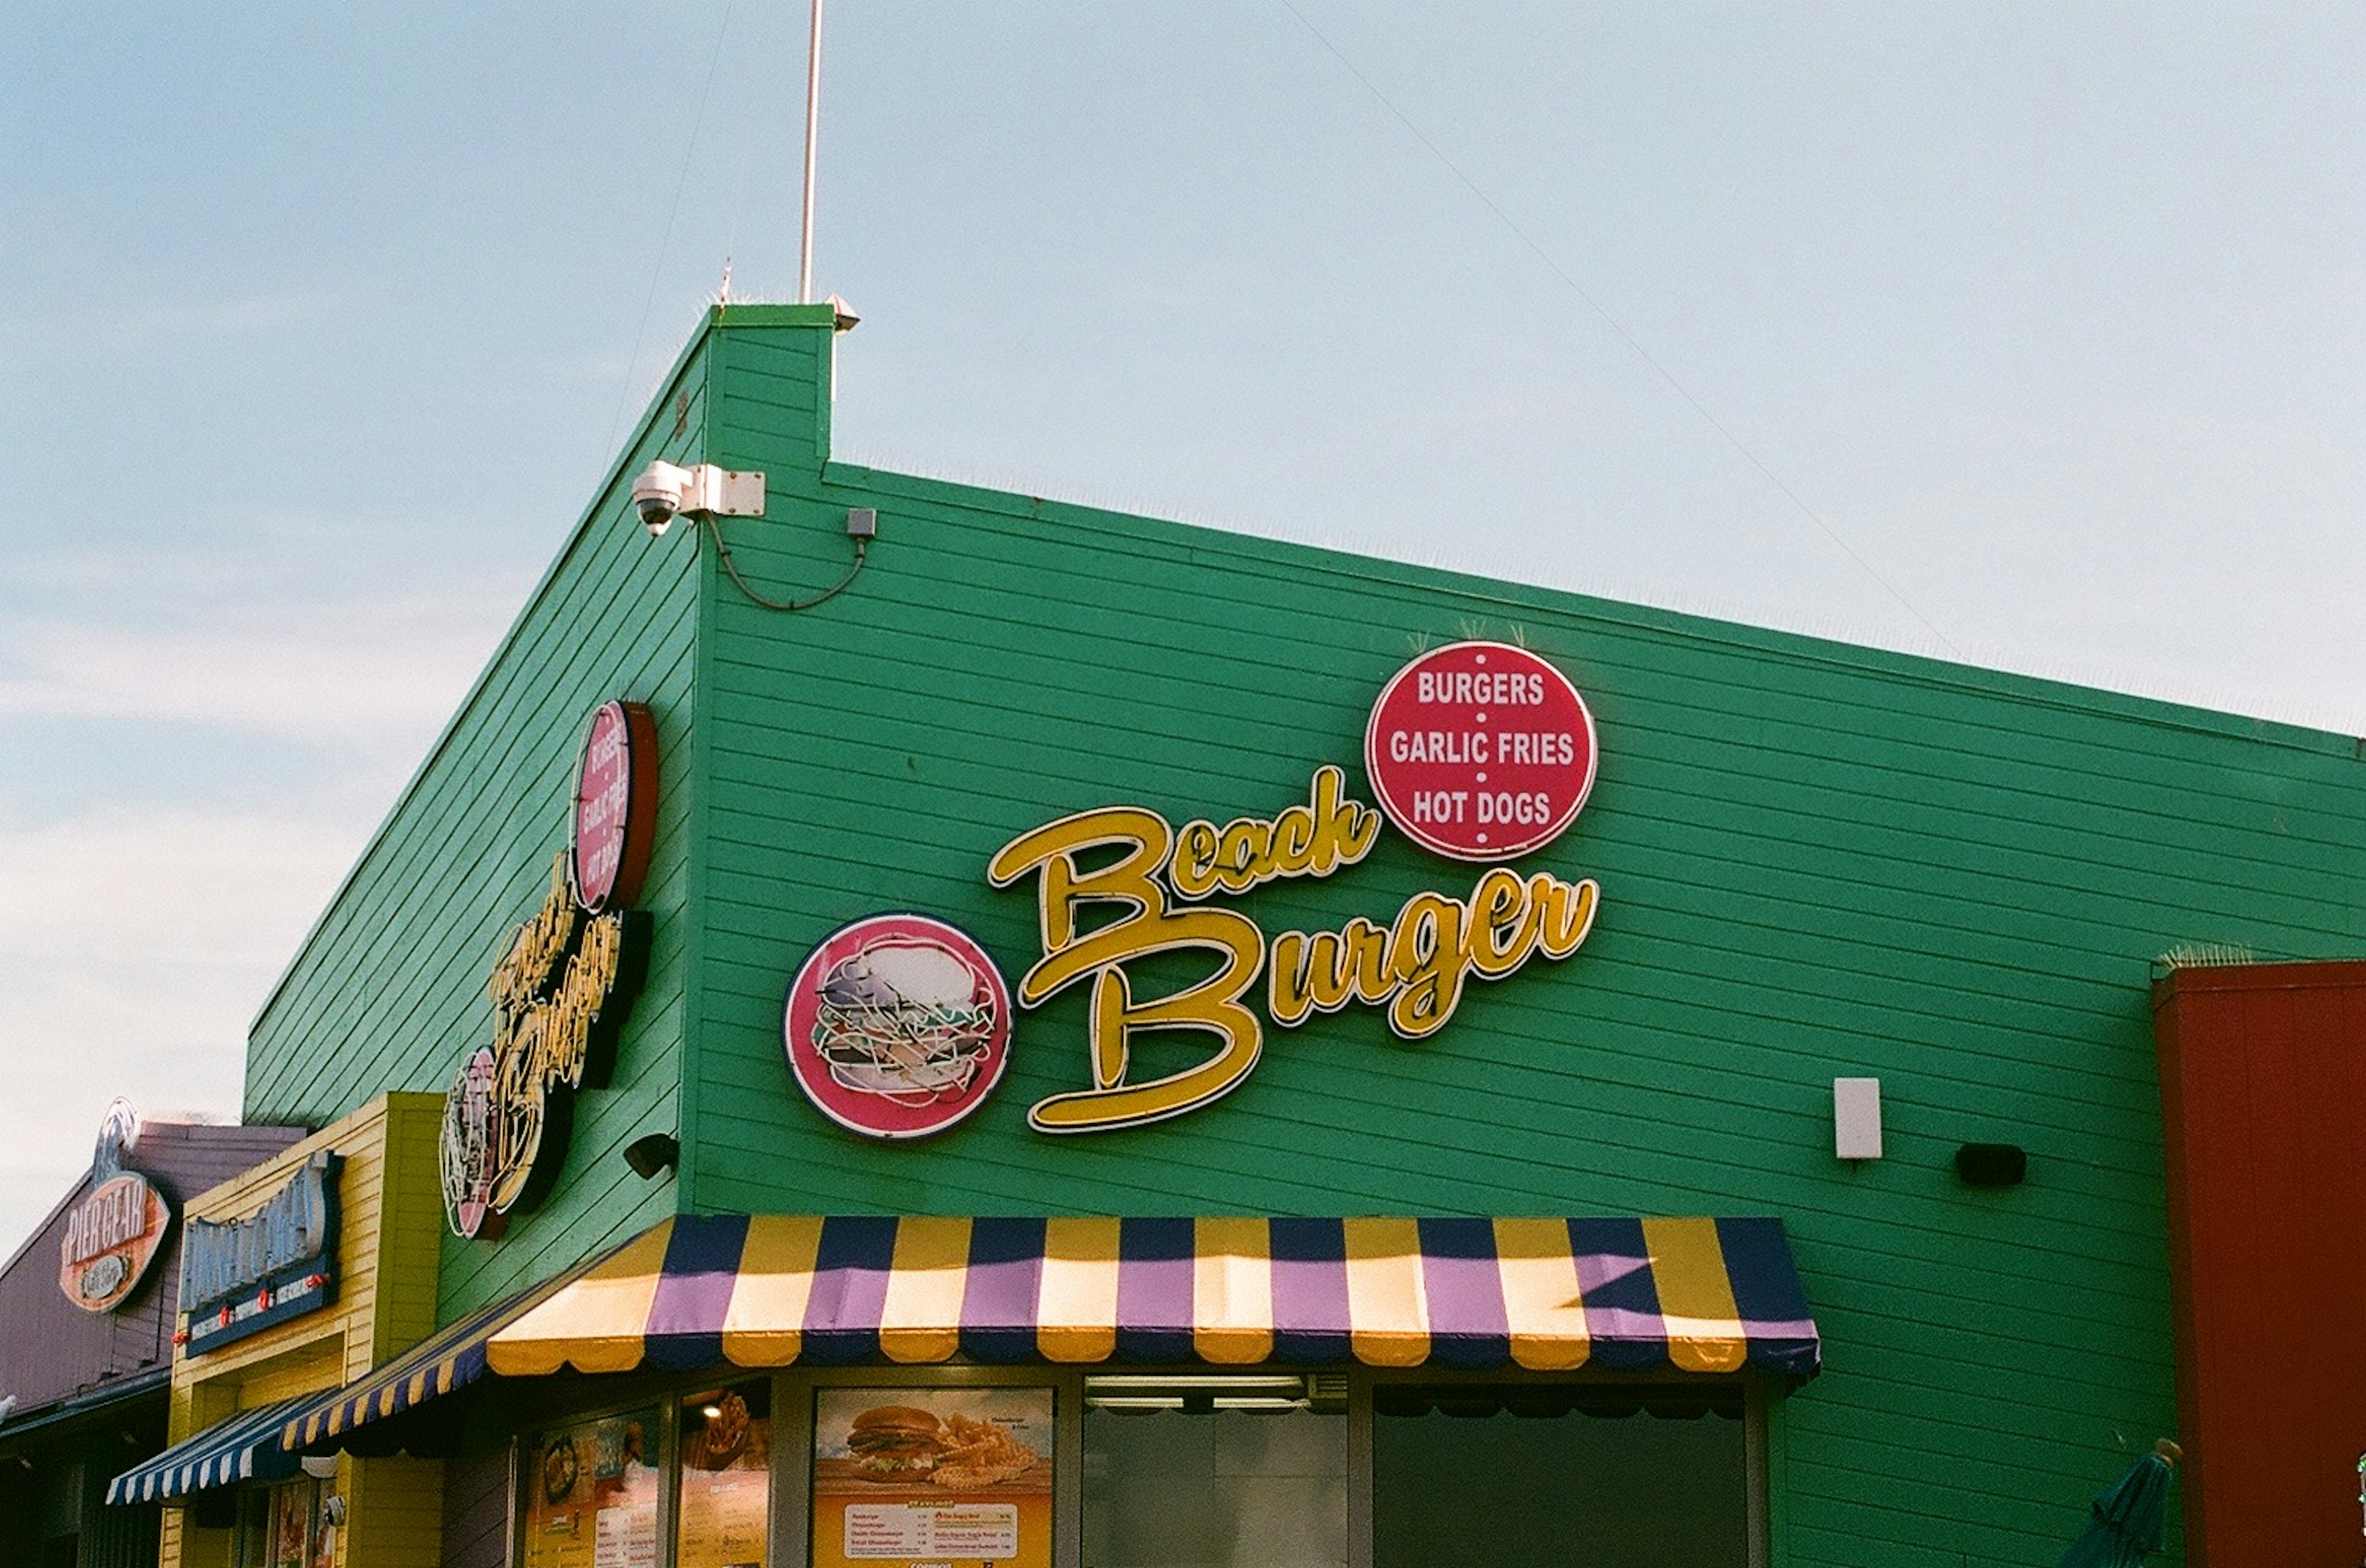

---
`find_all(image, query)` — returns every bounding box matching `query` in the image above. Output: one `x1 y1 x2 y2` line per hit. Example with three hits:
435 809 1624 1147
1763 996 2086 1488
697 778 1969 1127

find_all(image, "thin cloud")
0 808 359 965
93 291 339 352
0 806 368 1245
0 598 507 749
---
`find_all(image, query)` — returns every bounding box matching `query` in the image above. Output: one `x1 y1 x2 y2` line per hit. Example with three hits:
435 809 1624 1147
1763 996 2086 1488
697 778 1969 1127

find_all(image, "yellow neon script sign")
989 765 1599 1133
442 853 649 1237
486 858 642 1212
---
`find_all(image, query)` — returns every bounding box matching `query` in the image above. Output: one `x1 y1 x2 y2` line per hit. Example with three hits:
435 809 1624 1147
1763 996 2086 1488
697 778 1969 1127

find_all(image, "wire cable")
702 515 868 612
604 0 740 459
1274 1 1963 660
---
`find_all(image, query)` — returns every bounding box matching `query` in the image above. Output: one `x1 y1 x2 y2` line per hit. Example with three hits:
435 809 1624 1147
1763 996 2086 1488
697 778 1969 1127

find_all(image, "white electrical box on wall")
1834 1077 1883 1160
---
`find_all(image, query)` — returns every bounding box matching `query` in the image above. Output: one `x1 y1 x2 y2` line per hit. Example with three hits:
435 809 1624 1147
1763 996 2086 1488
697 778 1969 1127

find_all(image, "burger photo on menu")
847 1407 949 1479
811 1391 1055 1568
813 1389 1052 1494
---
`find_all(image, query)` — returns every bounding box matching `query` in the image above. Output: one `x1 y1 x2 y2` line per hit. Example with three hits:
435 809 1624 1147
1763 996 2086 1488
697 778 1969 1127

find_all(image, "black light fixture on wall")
1954 1142 2028 1188
624 1133 680 1180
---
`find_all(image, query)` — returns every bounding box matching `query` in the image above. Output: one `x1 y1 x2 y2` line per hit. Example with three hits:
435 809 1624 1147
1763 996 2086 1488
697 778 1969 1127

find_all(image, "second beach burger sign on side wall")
783 641 1604 1142
439 700 657 1240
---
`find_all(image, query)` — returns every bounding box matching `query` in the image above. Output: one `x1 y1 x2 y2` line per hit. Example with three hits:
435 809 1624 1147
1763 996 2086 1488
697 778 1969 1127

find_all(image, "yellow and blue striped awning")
271 1213 1819 1462
105 1394 313 1505
484 1214 1819 1380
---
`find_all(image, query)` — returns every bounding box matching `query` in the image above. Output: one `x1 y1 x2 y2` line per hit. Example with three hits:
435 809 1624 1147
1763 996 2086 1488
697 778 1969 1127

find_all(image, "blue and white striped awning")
105 1393 311 1505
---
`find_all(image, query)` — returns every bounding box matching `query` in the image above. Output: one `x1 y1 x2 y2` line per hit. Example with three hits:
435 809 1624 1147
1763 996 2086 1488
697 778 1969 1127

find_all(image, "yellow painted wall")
160 1092 446 1568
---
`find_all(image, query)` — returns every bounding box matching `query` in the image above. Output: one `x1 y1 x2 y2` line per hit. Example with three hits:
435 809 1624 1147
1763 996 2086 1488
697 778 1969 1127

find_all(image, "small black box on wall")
1955 1142 2028 1188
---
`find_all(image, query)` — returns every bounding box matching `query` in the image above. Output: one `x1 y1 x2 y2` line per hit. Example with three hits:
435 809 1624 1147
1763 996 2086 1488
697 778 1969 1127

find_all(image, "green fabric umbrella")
2055 1442 2180 1567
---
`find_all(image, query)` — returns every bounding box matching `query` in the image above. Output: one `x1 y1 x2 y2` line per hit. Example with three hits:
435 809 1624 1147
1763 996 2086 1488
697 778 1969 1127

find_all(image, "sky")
0 1 2359 1248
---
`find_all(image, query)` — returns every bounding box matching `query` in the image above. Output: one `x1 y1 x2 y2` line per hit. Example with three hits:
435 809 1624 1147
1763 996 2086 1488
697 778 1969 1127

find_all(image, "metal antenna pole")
799 0 824 304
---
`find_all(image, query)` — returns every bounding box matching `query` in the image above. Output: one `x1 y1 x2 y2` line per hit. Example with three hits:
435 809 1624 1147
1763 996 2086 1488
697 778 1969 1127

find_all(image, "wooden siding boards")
169 1096 441 1400
672 311 2366 1568
158 1097 449 1568
436 1435 510 1568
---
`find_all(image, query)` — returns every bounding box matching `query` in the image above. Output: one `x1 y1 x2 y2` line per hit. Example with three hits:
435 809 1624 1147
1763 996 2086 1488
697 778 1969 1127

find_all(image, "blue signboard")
179 1151 341 1354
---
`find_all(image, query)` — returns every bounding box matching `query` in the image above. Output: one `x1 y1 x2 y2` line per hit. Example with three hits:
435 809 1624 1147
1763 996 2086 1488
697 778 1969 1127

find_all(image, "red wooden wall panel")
2155 961 2366 1567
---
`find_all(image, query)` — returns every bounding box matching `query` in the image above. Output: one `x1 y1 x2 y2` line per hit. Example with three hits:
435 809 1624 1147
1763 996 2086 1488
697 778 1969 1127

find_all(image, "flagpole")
799 0 824 304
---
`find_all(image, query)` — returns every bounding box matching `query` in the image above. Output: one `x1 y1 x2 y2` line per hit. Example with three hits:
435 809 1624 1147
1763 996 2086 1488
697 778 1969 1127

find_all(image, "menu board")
264 1478 334 1568
678 1383 773 1568
811 1389 1053 1568
270 1483 307 1568
522 1407 663 1568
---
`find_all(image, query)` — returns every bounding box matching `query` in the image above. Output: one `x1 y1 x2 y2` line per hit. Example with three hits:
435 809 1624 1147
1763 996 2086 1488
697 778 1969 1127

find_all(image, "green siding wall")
242 328 720 1319
684 317 2364 1567
238 305 2366 1566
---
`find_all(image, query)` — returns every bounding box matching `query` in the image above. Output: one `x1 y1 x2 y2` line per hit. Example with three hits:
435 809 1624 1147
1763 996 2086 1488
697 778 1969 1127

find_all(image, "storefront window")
519 1404 662 1568
230 1478 334 1568
230 1487 269 1568
678 1381 773 1568
1372 1383 1747 1568
490 1371 1752 1568
1081 1375 1348 1568
811 1387 1055 1568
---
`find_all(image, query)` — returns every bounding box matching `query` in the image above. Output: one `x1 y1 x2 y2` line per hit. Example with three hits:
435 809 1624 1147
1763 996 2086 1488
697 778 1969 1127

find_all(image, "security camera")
632 461 693 538
628 460 766 538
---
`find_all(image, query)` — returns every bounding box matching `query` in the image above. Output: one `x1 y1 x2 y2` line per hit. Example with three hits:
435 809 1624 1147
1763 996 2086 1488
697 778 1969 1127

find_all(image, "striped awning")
105 1393 312 1505
484 1214 1819 1380
277 1243 620 1451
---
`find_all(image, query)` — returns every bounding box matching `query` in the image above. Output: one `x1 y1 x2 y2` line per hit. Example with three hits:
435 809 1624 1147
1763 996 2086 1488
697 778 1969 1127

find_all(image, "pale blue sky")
2 2 2359 1245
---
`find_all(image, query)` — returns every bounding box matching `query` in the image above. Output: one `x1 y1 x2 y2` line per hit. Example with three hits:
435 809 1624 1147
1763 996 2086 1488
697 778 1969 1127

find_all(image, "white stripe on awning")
105 1393 312 1505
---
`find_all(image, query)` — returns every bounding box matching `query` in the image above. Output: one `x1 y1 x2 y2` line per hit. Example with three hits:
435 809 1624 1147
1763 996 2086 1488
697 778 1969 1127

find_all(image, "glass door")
1370 1383 1749 1568
1081 1374 1348 1568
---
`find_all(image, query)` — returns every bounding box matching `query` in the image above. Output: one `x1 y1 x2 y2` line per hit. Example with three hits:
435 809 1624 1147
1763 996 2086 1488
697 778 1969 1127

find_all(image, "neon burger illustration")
810 936 999 1103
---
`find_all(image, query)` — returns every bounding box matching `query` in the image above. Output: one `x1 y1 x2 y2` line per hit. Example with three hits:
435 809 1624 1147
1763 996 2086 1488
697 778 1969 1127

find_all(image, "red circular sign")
1364 641 1598 861
572 701 657 912
784 914 1014 1140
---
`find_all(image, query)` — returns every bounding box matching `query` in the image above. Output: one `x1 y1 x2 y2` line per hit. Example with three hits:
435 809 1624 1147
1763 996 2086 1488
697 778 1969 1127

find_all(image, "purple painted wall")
0 1119 306 1418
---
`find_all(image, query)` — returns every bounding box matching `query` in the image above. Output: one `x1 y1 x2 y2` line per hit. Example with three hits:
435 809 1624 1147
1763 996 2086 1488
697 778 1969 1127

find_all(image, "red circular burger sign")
572 700 657 912
1364 641 1598 861
784 914 1014 1140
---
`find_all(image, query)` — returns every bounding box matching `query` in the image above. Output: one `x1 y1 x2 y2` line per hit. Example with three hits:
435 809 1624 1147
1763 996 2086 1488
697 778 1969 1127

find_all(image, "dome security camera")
628 460 766 538
632 460 694 537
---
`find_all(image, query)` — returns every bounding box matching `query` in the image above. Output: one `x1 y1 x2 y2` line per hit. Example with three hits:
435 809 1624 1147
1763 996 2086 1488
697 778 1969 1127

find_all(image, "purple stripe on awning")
1269 1217 1351 1364
1715 1217 1821 1379
644 1214 750 1370
1418 1217 1511 1370
961 1216 1047 1364
1115 1216 1195 1363
802 1215 898 1364
1567 1216 1666 1371
447 1341 488 1391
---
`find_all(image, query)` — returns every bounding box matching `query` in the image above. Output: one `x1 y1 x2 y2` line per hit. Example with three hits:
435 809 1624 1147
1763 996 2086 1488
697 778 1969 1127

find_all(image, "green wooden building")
194 303 2366 1567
